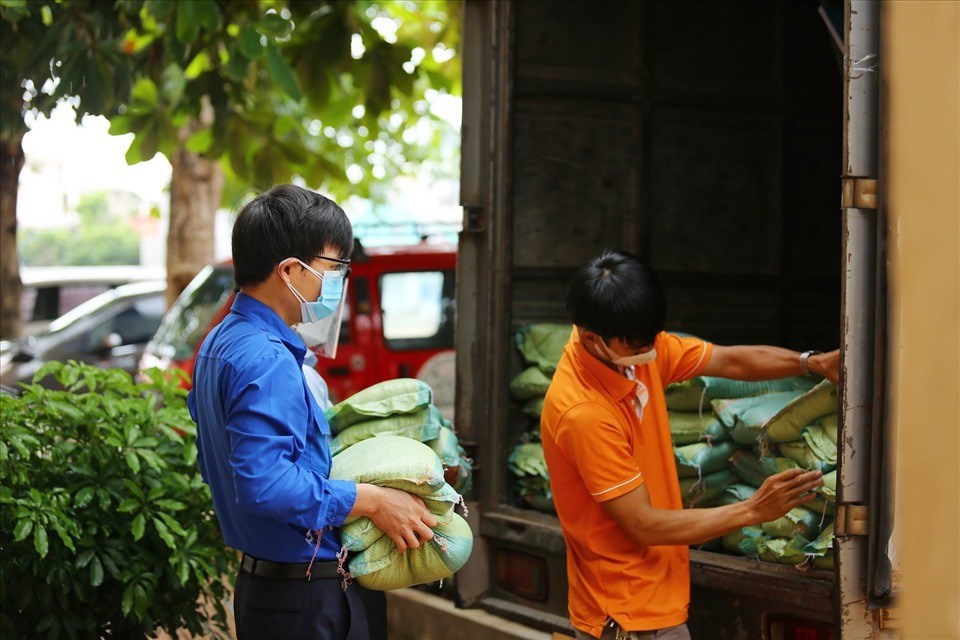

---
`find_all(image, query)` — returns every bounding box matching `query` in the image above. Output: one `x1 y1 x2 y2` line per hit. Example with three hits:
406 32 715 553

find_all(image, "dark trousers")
234 570 381 640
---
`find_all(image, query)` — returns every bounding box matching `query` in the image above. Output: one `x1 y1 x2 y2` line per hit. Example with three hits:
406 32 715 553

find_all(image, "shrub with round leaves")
0 361 237 640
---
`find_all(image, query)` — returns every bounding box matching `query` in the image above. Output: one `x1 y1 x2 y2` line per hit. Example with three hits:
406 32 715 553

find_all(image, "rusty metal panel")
513 0 641 94
644 110 783 275
511 99 641 270
645 0 783 106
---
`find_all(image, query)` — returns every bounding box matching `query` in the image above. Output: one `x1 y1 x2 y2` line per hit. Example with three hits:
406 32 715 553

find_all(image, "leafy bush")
0 362 236 639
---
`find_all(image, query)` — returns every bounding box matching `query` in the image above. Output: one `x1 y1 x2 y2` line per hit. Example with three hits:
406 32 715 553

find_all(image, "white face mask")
595 338 657 367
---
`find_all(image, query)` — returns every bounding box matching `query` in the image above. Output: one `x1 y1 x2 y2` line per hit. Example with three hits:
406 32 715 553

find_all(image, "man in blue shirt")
188 184 437 640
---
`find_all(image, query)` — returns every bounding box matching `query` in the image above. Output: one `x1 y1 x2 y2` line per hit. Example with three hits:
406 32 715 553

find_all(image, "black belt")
240 554 342 581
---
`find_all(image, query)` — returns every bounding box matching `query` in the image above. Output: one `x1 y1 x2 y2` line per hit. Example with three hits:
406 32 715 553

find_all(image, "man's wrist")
799 350 822 376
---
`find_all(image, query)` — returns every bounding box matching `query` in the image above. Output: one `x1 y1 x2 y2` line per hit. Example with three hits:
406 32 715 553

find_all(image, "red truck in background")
138 240 457 415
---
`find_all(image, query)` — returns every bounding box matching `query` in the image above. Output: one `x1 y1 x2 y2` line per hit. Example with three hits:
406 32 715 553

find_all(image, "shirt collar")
568 327 637 402
230 292 307 364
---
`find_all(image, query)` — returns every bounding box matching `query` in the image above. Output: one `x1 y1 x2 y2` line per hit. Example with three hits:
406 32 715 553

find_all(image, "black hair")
565 248 667 347
231 184 353 287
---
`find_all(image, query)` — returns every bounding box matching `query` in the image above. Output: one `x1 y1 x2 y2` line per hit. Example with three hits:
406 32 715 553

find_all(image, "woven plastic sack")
349 512 473 590
821 413 839 444
339 480 461 553
778 440 835 473
325 379 433 433
519 476 556 514
713 483 757 507
762 380 838 444
761 506 821 539
425 425 462 469
449 448 474 494
330 405 444 456
802 521 835 559
802 425 837 465
666 376 816 412
330 434 446 495
509 366 553 401
514 323 572 372
679 468 737 508
664 379 708 411
722 525 765 554
729 449 779 487
508 442 548 479
817 470 837 505
522 396 545 418
754 536 808 566
713 391 807 445
330 435 458 550
674 440 740 478
668 411 729 445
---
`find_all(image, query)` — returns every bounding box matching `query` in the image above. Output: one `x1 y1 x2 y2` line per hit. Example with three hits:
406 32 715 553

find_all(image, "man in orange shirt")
540 249 839 640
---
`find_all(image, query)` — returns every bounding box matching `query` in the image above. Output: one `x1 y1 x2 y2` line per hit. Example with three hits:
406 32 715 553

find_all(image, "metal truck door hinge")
835 503 869 536
841 177 878 209
879 607 897 630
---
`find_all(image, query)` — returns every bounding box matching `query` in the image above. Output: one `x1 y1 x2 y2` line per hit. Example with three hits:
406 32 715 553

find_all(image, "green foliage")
0 361 237 640
3 0 461 207
18 225 140 266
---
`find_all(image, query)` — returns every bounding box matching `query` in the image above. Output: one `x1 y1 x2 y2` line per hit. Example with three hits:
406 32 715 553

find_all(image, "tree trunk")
0 134 25 340
166 112 223 307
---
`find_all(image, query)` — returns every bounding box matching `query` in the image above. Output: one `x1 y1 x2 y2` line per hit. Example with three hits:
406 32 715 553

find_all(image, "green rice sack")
729 449 771 487
762 380 839 444
674 440 741 478
761 506 822 539
325 379 433 433
508 442 549 480
713 391 807 445
754 537 809 566
330 405 444 456
778 440 836 473
701 376 818 400
723 525 766 555
509 366 554 401
665 379 708 412
514 323 572 372
330 434 447 496
339 480 461 553
802 521 835 559
668 411 729 445
349 512 474 591
679 468 738 508
425 424 462 469
801 425 838 466
821 413 839 444
713 483 757 507
817 469 837 504
522 396 545 418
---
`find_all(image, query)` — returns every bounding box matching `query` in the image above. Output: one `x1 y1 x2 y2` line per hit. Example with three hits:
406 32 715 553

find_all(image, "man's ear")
276 258 298 283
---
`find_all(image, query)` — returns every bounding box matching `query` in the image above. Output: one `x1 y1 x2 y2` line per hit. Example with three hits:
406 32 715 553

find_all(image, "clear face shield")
287 261 348 359
296 277 347 359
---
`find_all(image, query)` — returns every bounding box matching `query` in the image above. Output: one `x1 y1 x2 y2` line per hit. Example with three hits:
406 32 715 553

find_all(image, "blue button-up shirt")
188 292 356 562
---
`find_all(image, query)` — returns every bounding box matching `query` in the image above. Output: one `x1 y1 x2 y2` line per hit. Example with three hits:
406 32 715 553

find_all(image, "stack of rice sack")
327 378 473 494
668 375 839 570
325 379 473 589
507 323 572 514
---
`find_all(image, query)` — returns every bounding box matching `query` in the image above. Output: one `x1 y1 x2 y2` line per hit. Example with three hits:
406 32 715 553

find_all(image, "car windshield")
151 265 235 360
46 289 124 334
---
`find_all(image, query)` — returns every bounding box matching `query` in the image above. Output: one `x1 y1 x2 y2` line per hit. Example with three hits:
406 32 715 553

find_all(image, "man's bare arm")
600 468 824 547
703 345 840 385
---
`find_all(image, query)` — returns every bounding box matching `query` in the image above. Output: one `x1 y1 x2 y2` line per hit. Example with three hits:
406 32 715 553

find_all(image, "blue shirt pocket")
314 410 331 437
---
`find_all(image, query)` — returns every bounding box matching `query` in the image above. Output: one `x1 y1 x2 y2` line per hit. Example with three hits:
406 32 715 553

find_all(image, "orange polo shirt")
540 329 713 637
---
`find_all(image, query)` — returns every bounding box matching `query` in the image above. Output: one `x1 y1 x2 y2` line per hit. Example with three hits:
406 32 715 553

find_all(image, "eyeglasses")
313 254 351 278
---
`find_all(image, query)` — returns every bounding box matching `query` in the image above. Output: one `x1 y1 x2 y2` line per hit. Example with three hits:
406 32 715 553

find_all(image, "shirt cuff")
326 478 359 527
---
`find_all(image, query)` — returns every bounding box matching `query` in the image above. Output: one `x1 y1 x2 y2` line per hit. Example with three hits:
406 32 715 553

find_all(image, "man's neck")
240 281 299 327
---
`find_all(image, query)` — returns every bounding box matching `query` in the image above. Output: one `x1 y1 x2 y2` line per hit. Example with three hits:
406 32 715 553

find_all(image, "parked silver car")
1 281 167 389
